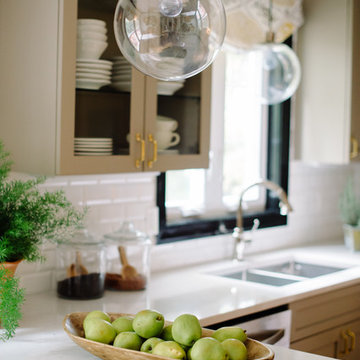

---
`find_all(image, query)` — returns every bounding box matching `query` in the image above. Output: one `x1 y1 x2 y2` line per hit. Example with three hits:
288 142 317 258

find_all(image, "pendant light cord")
268 0 273 33
266 0 275 42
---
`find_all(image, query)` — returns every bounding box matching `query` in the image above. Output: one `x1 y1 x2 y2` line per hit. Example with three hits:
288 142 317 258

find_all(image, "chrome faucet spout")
232 179 293 261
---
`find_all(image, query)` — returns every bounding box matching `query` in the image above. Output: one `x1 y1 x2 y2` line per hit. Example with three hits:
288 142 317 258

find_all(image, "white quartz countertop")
3 242 360 359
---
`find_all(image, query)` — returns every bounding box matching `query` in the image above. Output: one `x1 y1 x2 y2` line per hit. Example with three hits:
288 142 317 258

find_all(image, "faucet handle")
243 218 260 243
251 218 260 232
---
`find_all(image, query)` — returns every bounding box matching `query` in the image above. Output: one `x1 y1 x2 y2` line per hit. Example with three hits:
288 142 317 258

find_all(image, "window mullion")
204 52 227 214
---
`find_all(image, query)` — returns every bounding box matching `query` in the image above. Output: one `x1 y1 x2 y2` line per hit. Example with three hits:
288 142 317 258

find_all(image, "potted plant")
339 177 360 252
0 141 85 341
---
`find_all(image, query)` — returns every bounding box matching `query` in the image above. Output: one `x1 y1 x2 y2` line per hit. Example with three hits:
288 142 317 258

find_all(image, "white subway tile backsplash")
14 161 360 294
19 270 53 294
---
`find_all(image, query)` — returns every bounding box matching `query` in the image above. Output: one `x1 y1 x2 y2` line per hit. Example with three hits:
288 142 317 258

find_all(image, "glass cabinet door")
59 0 145 175
143 67 212 172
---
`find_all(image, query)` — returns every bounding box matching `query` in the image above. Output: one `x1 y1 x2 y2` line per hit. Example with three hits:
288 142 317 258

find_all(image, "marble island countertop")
2 241 360 360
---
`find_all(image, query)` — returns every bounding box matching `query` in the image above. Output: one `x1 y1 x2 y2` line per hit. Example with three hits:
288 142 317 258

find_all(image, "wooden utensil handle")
118 246 129 266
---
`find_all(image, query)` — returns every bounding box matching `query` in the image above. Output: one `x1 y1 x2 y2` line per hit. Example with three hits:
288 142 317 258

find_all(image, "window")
157 39 292 243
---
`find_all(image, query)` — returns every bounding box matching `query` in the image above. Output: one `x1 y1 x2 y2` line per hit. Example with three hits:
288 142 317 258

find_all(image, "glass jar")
56 227 106 300
104 221 151 291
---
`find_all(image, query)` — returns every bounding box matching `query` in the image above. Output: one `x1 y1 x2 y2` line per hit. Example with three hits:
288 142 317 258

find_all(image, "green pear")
172 313 202 346
84 310 111 324
187 346 193 360
113 331 143 350
83 318 117 344
160 324 174 341
133 309 165 338
112 316 134 334
140 337 164 353
212 327 247 343
152 340 186 360
191 337 228 360
221 339 247 360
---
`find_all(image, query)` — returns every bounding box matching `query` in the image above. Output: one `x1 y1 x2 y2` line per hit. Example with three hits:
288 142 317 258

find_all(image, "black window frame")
156 38 292 244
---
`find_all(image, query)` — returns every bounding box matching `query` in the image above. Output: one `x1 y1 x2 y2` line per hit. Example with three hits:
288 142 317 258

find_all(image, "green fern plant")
0 265 24 341
339 177 360 226
0 141 85 341
0 142 85 263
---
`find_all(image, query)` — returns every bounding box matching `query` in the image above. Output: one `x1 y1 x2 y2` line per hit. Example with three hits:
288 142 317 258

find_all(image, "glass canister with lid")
104 221 152 291
56 227 106 300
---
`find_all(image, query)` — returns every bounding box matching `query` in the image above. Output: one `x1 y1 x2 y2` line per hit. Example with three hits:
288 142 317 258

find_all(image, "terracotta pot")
1 259 22 276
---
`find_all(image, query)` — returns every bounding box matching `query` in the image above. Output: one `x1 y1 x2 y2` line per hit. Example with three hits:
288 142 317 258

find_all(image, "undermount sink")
208 258 350 287
257 261 344 278
223 269 300 286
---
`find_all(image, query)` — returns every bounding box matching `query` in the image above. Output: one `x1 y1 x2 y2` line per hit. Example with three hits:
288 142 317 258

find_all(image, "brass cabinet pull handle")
350 136 359 159
135 133 145 168
147 133 158 168
346 329 356 352
340 330 349 355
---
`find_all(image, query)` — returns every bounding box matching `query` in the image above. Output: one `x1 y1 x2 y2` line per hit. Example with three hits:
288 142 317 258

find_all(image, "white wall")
15 160 360 294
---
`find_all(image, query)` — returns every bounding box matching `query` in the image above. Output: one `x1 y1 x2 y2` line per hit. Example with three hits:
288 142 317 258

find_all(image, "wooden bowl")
63 312 275 360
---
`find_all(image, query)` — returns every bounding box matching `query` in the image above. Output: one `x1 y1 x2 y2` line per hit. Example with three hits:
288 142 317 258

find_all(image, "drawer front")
290 284 360 341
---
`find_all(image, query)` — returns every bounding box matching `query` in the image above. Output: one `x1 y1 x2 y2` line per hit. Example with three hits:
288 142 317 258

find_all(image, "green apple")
113 331 143 350
83 318 117 344
221 338 247 360
133 309 164 338
172 313 202 346
140 337 164 353
191 337 228 360
112 316 134 334
152 340 186 360
212 327 247 343
160 324 174 341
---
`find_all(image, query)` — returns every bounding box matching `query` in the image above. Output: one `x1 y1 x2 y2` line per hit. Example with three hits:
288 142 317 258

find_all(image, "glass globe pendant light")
255 0 301 105
113 0 226 81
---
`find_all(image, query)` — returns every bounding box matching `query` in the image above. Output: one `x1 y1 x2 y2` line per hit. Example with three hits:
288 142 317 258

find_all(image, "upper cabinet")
294 0 360 164
0 0 211 175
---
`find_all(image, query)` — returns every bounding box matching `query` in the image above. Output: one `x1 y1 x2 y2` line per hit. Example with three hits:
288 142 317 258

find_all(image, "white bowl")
77 19 106 27
77 24 107 34
157 81 184 95
77 31 107 42
76 39 108 60
76 78 110 90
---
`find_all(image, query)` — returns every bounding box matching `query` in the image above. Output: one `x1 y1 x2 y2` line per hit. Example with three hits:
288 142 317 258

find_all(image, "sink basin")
257 261 345 278
206 257 350 287
222 270 301 287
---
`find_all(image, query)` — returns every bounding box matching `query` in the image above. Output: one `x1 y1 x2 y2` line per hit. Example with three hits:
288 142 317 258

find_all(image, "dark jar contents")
57 272 105 300
56 227 106 300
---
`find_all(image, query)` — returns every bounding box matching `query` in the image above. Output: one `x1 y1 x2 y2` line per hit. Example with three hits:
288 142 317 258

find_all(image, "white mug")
156 131 180 150
156 115 178 132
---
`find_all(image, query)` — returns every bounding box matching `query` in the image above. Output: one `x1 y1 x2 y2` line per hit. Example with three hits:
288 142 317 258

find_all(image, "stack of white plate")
76 59 112 90
76 19 112 90
111 56 132 92
74 137 113 156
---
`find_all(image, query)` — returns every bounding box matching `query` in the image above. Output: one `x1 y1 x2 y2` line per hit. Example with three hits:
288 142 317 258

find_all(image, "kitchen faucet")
232 179 293 261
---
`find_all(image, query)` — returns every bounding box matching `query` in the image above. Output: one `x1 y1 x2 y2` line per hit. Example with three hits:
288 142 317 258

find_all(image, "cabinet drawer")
290 284 360 341
291 317 360 360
